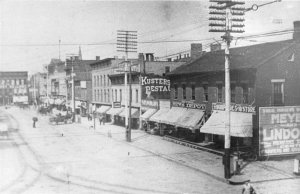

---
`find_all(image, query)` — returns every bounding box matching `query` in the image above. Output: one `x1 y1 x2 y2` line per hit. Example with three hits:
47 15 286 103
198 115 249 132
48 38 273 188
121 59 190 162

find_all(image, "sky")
0 0 300 74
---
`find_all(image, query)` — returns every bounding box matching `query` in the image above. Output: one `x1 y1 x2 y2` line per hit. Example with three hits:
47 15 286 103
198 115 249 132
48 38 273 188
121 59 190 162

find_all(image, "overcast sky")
1 0 300 74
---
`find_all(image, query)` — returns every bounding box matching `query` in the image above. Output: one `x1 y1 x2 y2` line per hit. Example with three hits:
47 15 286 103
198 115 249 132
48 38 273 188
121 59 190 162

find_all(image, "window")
94 76 96 87
104 89 106 102
191 84 195 100
120 89 122 102
272 80 284 106
100 76 102 86
231 84 236 103
97 76 99 87
115 89 117 101
217 84 222 102
107 89 110 102
182 84 186 99
97 89 99 101
242 84 248 104
94 90 96 101
136 89 139 103
203 84 208 102
104 75 106 86
165 66 170 74
174 84 178 99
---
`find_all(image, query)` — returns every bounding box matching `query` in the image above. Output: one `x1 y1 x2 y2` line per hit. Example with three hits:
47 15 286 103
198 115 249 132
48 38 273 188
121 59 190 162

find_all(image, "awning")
106 107 124 116
200 110 253 137
176 109 205 130
96 105 111 114
159 107 189 125
149 108 170 123
119 108 140 119
140 109 158 121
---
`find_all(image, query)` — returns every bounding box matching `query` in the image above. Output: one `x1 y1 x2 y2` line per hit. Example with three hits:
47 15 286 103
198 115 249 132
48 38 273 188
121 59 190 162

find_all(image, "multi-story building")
90 53 186 129
65 55 97 115
0 71 28 105
28 72 47 104
165 21 300 158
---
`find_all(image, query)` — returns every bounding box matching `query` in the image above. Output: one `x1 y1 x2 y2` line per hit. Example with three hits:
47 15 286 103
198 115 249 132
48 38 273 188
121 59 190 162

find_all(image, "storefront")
200 103 254 147
95 105 111 121
118 107 140 129
106 106 124 124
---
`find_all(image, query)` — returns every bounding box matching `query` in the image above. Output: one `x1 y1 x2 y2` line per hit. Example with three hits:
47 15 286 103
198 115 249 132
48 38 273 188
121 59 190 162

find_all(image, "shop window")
272 80 284 106
182 84 186 99
174 84 178 99
231 84 236 103
217 84 222 102
242 84 248 104
203 84 208 102
191 84 195 100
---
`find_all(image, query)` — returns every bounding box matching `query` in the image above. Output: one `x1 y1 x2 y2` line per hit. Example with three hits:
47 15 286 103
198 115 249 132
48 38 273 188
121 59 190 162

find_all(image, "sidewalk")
79 116 300 193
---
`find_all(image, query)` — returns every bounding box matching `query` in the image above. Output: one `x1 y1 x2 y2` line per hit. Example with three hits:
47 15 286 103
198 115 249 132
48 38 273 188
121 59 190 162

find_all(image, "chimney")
293 21 300 41
191 43 202 60
138 53 145 73
96 56 100 60
145 53 154 61
210 43 222 52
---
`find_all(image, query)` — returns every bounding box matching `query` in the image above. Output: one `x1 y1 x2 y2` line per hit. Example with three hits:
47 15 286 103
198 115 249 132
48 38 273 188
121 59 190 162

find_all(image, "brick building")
165 21 300 156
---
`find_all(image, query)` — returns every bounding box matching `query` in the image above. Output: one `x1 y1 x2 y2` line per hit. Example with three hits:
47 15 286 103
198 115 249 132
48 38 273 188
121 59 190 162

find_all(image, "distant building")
28 72 47 104
0 71 28 105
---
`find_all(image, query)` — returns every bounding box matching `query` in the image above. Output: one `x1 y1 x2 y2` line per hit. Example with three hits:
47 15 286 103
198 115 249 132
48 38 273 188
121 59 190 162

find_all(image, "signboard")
113 101 121 108
212 102 256 114
80 81 86 89
141 99 159 109
172 100 206 110
13 95 28 103
259 106 300 156
141 75 170 100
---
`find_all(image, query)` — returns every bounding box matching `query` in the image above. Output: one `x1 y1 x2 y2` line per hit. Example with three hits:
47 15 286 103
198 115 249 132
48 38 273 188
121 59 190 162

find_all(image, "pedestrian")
242 180 256 194
32 117 38 128
99 115 103 125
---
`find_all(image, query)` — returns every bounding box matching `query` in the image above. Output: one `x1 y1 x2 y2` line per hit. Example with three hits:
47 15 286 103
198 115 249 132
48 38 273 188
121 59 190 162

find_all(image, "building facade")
165 21 300 157
0 71 28 105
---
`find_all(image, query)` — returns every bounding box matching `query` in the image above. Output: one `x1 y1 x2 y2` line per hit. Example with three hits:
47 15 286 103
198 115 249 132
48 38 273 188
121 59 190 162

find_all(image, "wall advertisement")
140 75 170 100
259 106 300 156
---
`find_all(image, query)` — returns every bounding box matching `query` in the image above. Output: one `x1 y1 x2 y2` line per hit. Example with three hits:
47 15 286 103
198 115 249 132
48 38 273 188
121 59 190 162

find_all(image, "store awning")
176 109 205 130
140 109 158 121
119 108 140 119
200 110 253 137
159 107 189 125
96 105 111 114
106 107 124 116
149 108 170 123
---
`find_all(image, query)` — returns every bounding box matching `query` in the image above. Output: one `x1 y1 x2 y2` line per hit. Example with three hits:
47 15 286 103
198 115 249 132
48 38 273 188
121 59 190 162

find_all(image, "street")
1 107 242 194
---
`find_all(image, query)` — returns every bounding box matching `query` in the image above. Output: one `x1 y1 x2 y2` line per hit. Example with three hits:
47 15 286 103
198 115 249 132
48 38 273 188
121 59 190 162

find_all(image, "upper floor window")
191 84 195 100
231 84 236 103
272 79 285 106
174 84 178 100
242 84 248 104
217 84 223 102
203 84 208 102
182 84 186 99
100 75 102 86
115 89 117 102
136 89 139 103
104 75 106 86
120 89 122 102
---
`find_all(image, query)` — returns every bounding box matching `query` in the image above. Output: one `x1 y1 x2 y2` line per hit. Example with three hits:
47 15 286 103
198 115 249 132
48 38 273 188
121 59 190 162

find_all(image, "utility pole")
117 30 137 142
209 0 245 180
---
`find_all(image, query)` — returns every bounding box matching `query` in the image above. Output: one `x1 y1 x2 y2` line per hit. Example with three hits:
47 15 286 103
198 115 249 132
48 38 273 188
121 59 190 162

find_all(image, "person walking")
242 180 256 194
